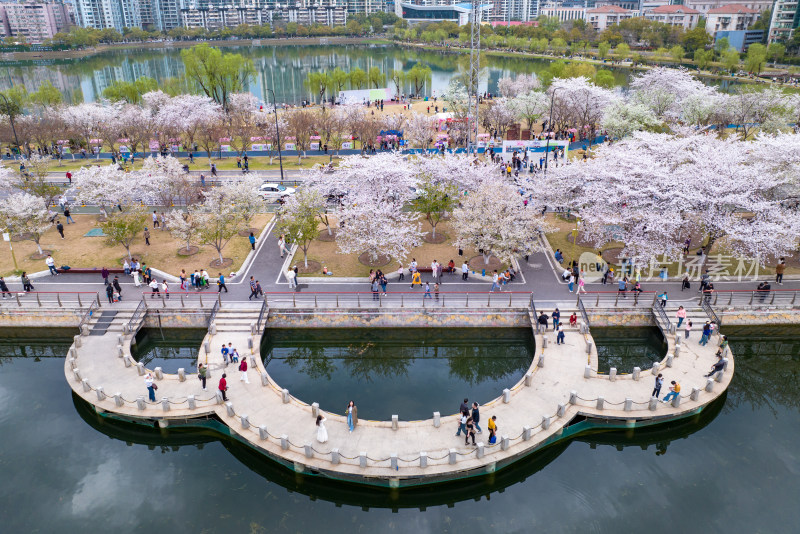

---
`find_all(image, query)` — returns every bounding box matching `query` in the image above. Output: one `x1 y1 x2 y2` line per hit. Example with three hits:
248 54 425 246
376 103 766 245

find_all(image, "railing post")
15 292 20 306
400 294 404 308
714 293 718 305
487 292 491 307
293 293 296 308
793 292 797 306
181 294 185 307
77 293 82 307
465 293 469 307
336 295 339 308
614 292 619 306
96 292 101 307
749 291 754 305
770 292 776 305
728 292 733 306
161 294 166 308
199 294 203 307
378 293 381 308
217 292 221 305
357 293 360 308
36 293 41 307
315 294 318 308
57 293 62 307
595 294 599 306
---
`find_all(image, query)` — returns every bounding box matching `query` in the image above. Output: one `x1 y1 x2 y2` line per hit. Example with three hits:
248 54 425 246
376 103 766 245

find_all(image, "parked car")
258 183 296 201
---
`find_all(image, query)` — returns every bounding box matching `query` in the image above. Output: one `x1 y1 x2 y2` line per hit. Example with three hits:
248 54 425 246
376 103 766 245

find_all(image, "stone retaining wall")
265 308 531 328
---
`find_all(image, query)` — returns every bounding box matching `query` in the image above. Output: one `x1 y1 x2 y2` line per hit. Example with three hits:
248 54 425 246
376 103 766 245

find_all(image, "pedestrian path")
64 300 732 486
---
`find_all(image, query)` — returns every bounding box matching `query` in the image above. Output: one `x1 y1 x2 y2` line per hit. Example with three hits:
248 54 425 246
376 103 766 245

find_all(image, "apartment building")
684 0 771 13
704 4 758 37
768 0 800 42
0 0 73 42
539 4 585 21
642 4 700 29
585 4 633 31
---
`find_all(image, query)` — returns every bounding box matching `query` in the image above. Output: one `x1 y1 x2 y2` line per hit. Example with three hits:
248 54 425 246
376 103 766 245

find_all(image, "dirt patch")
601 247 626 265
467 255 507 273
28 250 52 260
423 232 448 244
176 246 200 257
209 258 234 269
238 227 259 237
316 228 337 242
358 253 392 267
565 231 600 248
296 260 322 274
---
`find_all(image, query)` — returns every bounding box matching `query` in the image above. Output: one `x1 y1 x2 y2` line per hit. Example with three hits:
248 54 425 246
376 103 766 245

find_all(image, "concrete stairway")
211 308 263 334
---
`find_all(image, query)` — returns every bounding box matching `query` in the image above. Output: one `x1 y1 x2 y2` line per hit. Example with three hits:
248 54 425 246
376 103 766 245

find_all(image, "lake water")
1 325 798 533
0 44 635 105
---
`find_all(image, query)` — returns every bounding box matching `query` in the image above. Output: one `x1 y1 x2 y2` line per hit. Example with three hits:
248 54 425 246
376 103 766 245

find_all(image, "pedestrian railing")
77 299 99 332
579 290 657 308
697 288 799 308
577 297 591 329
651 297 673 338
126 299 147 336
701 299 722 327
0 290 100 309
256 297 268 334
207 300 220 329
263 290 536 309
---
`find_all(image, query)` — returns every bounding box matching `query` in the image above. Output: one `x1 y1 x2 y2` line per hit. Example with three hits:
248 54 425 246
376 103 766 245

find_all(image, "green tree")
305 71 330 104
28 81 62 108
286 22 298 36
277 189 321 268
598 41 611 59
410 181 459 238
615 42 631 61
368 66 385 88
102 77 158 104
102 207 147 260
745 43 767 74
767 42 786 67
389 69 405 96
682 26 712 53
550 38 567 55
329 67 349 93
407 63 432 95
180 43 255 110
669 45 685 63
714 37 730 54
694 48 714 70
750 8 771 30
594 69 616 88
349 67 367 89
722 47 741 73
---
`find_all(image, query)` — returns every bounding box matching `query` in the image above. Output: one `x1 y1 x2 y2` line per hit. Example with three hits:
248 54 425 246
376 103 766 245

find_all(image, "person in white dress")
316 415 328 443
132 270 142 287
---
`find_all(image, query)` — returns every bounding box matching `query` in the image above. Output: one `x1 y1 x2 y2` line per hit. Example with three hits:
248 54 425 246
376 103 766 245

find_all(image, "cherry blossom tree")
227 92 261 157
136 155 200 208
549 77 618 136
497 74 542 98
0 192 53 255
101 206 147 261
191 187 248 265
481 98 517 139
508 91 549 131
337 200 423 263
71 165 146 216
720 86 792 140
629 67 716 122
156 94 221 152
452 179 551 265
165 209 201 253
403 112 436 149
602 101 660 140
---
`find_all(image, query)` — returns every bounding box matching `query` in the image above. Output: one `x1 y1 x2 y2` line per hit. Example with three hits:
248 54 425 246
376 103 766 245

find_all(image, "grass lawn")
294 218 508 277
1 213 272 278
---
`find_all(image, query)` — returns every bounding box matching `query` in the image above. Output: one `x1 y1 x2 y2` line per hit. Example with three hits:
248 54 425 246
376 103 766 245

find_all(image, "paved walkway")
64 301 731 483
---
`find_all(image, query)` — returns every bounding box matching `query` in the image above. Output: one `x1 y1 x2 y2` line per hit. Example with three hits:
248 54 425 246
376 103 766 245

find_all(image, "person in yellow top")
487 415 497 444
662 381 680 403
410 270 422 288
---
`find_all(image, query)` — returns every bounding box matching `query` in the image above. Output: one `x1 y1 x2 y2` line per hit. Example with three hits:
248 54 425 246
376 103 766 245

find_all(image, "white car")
258 183 296 202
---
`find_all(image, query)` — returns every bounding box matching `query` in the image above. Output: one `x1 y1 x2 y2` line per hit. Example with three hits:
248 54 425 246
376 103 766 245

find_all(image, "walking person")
568 273 575 293
472 402 482 433
286 268 297 289
145 373 157 402
45 255 58 276
424 282 432 298
462 261 469 280
681 272 690 291
217 273 228 293
456 410 468 437
658 291 668 307
397 263 405 281
161 280 169 299
218 373 228 401
316 415 329 443
411 269 421 288
152 210 159 229
346 400 357 433
662 381 680 403
552 308 561 327
700 321 712 346
198 363 207 390
248 276 258 300
676 306 686 328
464 417 477 446
149 279 159 298
249 232 256 250
56 220 64 239
106 283 115 304
537 311 549 333
278 234 287 258
776 258 786 285
685 320 692 339
144 227 151 246
0 276 10 299
63 206 74 224
371 278 380 301
488 415 498 444
491 270 501 292
556 322 565 344
239 357 249 383
652 373 663 398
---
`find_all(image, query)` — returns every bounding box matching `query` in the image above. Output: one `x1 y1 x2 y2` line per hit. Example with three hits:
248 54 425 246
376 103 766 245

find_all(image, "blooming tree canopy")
0 192 53 255
629 67 715 122
497 74 542 98
71 164 150 215
452 180 551 265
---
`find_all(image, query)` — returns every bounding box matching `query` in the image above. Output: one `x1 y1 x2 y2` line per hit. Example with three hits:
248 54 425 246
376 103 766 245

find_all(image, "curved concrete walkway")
64 303 733 486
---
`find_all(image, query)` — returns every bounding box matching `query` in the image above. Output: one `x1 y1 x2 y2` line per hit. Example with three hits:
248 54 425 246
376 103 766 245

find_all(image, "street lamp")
266 87 285 183
0 92 20 159
543 87 561 177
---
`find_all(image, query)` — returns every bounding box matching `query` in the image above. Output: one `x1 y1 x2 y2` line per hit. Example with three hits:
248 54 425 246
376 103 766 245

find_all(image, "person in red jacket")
239 358 249 384
219 373 228 401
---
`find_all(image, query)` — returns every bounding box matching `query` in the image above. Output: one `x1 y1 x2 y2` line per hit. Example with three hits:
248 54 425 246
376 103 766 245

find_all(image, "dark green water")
262 327 534 420
1 325 799 533
593 326 668 373
130 327 206 374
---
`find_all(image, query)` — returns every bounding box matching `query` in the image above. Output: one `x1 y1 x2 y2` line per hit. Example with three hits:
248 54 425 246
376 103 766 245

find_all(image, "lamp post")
266 87 285 183
543 87 561 177
0 92 20 159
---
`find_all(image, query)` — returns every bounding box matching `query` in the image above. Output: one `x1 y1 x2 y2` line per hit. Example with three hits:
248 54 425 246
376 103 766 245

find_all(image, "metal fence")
698 289 799 308
0 291 100 308
264 291 535 309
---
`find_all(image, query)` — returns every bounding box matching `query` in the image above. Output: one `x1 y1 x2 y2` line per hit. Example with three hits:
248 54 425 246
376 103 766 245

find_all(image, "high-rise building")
768 0 800 42
487 0 540 22
69 0 142 31
180 0 348 29
0 0 73 43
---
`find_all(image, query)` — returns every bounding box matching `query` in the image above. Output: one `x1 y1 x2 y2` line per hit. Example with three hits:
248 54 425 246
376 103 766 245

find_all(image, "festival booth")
500 139 570 163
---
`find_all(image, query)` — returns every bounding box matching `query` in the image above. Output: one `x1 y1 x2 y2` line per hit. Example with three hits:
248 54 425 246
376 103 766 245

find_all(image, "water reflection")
593 326 668 373
130 328 206 374
262 328 534 420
